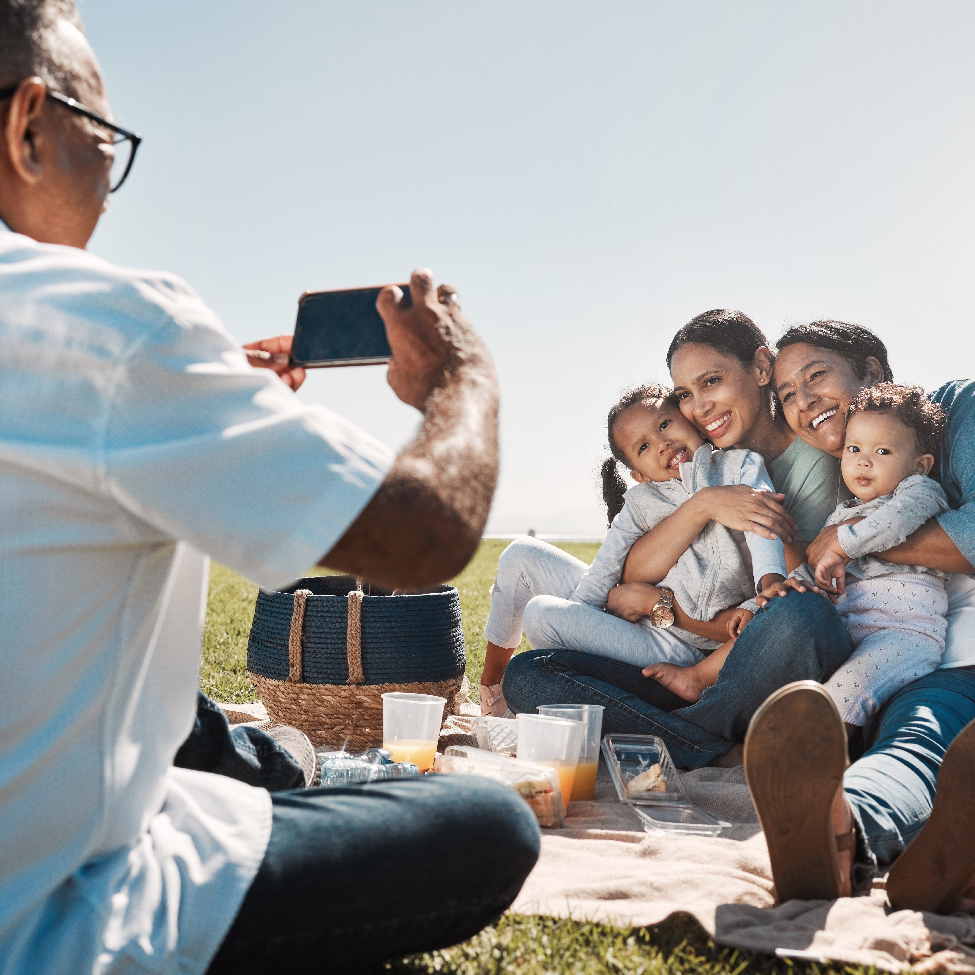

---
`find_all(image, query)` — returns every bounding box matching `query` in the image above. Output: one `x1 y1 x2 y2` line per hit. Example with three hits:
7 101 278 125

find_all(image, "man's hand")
814 550 848 595
606 582 660 622
726 607 754 639
321 269 499 589
242 335 306 391
378 270 489 411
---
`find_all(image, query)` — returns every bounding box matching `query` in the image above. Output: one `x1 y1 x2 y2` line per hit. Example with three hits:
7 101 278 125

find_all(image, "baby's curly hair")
846 382 946 457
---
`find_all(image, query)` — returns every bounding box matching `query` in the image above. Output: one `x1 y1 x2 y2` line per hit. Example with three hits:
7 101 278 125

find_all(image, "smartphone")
290 284 411 368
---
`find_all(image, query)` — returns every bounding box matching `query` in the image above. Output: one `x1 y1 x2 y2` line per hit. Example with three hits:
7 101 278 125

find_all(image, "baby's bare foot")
643 662 706 703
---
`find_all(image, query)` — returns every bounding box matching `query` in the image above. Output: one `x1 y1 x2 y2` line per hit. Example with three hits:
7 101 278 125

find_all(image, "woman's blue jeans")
175 695 541 974
504 589 853 768
846 664 975 878
503 588 975 876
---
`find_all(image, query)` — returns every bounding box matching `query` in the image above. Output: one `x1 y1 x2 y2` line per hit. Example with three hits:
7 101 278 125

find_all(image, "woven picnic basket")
246 575 471 750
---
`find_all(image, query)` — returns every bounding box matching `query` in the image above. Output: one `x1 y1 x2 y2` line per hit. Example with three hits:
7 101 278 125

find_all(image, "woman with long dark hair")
481 309 843 718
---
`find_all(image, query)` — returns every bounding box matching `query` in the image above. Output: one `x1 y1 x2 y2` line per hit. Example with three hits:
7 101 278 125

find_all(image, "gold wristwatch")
650 586 675 628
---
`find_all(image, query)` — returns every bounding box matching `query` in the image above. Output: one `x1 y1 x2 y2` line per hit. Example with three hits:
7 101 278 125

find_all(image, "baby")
651 383 951 729
514 384 788 676
796 383 950 729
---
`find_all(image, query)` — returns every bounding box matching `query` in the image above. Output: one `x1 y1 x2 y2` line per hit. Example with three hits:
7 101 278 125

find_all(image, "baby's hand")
814 551 847 595
726 607 754 639
755 576 819 608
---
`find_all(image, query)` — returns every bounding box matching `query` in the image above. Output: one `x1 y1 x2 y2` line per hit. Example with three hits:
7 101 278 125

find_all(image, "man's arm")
319 270 498 590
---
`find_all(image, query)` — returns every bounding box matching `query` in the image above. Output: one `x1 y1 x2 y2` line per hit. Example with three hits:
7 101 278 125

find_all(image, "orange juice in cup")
538 705 605 802
383 739 438 772
381 693 446 773
516 714 583 814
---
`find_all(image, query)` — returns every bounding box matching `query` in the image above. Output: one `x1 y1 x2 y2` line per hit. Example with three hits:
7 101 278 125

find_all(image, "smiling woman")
774 320 893 457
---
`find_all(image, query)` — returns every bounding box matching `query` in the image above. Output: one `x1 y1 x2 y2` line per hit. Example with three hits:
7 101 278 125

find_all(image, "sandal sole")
744 681 849 902
886 718 975 913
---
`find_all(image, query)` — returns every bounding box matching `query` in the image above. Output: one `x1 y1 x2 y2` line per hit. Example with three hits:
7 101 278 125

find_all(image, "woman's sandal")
885 717 975 914
744 681 852 902
479 682 513 719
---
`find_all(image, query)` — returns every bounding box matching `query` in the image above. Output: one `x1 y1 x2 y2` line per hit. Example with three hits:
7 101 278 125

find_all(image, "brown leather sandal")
744 681 851 902
886 718 975 914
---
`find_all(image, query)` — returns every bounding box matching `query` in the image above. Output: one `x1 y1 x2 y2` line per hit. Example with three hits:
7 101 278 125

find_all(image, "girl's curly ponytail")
601 457 629 525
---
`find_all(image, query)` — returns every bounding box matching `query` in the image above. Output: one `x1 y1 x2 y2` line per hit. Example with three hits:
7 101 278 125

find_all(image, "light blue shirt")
0 221 394 974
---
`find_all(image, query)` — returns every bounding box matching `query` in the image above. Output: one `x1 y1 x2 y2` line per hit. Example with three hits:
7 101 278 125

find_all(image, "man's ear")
630 469 647 483
754 346 774 386
2 78 48 187
863 356 885 387
914 453 935 476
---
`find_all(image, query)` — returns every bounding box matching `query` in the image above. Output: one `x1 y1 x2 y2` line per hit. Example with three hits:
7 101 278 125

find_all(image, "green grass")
200 540 869 975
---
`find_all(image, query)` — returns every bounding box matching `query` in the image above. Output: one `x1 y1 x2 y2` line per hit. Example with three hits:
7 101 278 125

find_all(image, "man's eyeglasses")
0 85 141 192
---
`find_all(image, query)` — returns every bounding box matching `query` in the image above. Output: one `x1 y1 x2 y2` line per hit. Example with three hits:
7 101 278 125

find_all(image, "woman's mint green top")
769 435 851 543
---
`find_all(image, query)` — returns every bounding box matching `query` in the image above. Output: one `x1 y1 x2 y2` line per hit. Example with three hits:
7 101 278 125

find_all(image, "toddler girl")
504 384 788 681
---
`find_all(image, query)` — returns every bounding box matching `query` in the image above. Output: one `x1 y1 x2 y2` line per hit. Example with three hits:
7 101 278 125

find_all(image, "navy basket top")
246 575 466 685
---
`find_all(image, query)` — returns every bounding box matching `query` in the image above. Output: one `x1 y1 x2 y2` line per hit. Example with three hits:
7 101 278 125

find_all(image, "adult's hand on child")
755 576 818 608
806 520 861 569
726 607 754 639
606 582 660 622
243 335 307 391
693 485 798 543
814 550 847 595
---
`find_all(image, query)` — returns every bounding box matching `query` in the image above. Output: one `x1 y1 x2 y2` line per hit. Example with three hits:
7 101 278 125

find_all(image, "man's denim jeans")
175 693 541 973
175 692 306 791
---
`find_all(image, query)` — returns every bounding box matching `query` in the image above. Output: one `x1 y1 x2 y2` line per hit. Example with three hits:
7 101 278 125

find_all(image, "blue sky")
85 1 975 534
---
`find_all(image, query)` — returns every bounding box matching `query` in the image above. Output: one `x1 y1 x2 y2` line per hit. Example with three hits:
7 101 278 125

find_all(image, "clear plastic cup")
538 705 605 801
516 713 583 812
381 692 446 772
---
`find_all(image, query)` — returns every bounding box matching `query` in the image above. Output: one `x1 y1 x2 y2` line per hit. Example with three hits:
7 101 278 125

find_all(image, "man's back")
0 222 393 969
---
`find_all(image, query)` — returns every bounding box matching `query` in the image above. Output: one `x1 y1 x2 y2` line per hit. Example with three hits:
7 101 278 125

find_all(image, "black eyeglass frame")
0 84 142 192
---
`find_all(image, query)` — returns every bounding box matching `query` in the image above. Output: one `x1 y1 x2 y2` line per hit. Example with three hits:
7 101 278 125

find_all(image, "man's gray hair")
0 0 85 95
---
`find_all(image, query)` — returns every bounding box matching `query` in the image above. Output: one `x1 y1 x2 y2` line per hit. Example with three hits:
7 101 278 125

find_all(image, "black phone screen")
290 284 411 368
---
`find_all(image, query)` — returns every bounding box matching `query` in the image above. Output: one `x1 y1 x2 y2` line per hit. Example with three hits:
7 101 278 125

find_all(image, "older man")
0 3 539 974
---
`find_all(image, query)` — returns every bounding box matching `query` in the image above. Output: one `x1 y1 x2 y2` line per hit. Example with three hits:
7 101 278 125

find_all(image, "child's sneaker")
479 682 513 719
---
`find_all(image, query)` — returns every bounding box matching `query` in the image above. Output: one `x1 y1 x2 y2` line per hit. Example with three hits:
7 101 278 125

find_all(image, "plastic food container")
475 716 518 756
601 734 686 805
434 746 565 828
630 803 731 836
601 734 732 836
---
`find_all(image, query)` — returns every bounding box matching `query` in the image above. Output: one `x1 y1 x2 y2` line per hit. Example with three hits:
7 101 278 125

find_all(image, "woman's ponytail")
601 457 628 526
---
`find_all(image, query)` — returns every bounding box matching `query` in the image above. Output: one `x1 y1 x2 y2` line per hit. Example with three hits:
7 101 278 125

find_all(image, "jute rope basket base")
246 575 469 751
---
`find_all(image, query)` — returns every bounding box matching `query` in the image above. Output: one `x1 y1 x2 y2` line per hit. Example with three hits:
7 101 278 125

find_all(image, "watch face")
651 606 675 628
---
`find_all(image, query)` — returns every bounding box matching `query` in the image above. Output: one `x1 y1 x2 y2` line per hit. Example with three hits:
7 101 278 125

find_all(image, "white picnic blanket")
221 702 975 971
510 766 975 973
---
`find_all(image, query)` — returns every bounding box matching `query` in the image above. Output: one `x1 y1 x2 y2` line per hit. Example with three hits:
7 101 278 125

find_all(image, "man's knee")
421 775 541 886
